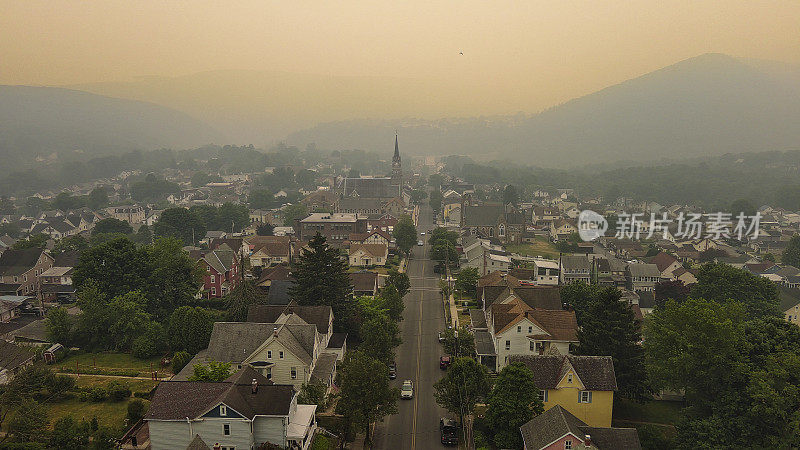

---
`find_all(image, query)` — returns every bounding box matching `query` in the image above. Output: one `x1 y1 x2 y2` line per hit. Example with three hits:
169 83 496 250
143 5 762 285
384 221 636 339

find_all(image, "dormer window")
220 405 227 416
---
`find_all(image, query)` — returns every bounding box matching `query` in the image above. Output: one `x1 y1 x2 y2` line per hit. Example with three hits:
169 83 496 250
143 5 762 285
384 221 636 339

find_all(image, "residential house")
511 354 617 428
559 255 590 284
519 405 640 450
625 263 661 292
0 296 27 322
550 220 578 242
107 206 145 224
461 236 511 275
0 248 54 297
0 340 35 385
648 252 682 280
348 243 389 267
367 214 398 234
488 300 579 371
194 247 240 298
349 229 391 248
531 207 560 225
142 367 316 450
39 250 80 303
250 241 293 268
349 271 379 296
531 259 560 285
461 203 527 244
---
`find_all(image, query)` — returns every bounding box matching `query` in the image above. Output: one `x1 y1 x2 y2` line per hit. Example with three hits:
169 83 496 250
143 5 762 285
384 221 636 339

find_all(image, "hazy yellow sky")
2 0 799 113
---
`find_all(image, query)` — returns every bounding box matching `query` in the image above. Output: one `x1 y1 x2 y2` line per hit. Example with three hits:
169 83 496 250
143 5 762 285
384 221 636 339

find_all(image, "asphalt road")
372 205 451 450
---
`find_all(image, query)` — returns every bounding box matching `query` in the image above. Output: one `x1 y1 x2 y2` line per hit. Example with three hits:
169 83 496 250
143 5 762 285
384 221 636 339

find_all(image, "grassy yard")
47 396 148 432
72 375 159 392
506 237 559 259
56 351 169 376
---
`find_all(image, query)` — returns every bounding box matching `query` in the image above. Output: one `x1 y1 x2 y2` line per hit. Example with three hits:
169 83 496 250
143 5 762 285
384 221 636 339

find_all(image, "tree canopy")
336 351 398 445
485 362 543 449
393 215 417 256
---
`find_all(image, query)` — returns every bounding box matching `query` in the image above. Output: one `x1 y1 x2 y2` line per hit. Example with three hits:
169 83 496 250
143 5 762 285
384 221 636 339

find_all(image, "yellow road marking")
411 257 424 450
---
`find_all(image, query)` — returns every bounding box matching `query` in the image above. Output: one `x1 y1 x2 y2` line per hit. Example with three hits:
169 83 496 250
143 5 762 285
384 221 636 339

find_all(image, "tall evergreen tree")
576 286 651 402
290 233 354 333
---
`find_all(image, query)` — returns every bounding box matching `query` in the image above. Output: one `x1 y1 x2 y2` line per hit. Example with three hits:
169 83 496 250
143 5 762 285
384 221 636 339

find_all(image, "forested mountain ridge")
288 53 800 166
0 85 220 167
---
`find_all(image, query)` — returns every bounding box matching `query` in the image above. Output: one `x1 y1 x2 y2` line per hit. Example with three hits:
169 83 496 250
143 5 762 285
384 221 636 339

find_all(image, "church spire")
393 133 401 163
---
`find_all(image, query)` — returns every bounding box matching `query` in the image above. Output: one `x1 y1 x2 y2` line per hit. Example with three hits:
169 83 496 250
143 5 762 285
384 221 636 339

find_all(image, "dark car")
440 418 458 446
440 355 451 370
388 362 397 379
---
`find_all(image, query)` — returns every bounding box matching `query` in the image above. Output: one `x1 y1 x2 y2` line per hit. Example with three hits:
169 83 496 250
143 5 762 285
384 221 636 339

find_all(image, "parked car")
438 331 444 343
401 380 414 399
417 240 424 246
388 362 397 379
440 418 459 446
420 232 426 236
440 355 452 370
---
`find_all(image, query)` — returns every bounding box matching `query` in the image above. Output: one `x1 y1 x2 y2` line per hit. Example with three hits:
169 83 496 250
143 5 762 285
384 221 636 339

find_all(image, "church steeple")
391 133 402 191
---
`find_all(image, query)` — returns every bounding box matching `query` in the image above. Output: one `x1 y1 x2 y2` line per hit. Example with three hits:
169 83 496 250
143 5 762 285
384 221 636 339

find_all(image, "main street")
372 204 450 450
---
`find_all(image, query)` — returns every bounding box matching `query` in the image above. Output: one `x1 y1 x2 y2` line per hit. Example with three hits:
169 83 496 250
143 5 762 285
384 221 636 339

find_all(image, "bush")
78 391 90 402
89 387 107 402
107 381 131 401
133 390 153 399
131 322 166 359
172 351 192 374
127 398 147 423
311 435 331 450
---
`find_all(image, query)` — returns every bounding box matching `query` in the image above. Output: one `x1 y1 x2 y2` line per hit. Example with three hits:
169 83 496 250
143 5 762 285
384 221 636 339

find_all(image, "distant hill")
287 54 800 166
0 85 220 166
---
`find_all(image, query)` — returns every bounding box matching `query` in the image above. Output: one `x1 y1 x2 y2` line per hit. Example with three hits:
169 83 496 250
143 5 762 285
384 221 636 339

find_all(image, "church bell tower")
391 134 402 193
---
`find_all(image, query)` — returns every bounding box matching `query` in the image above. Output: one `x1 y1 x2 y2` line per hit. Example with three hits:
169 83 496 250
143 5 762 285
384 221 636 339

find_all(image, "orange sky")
2 1 798 113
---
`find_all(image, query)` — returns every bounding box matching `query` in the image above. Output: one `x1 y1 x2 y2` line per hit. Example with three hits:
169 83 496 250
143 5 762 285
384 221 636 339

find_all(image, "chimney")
584 434 592 447
273 326 278 337
251 378 258 394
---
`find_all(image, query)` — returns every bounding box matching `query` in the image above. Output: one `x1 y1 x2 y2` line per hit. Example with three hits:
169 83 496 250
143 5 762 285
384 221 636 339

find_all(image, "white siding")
148 419 252 450
253 416 287 447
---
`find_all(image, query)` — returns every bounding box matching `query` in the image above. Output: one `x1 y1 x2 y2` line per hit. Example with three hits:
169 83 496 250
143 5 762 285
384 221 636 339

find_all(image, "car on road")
401 380 413 399
388 362 397 379
440 355 452 370
440 418 459 446
420 232 426 236
417 240 424 246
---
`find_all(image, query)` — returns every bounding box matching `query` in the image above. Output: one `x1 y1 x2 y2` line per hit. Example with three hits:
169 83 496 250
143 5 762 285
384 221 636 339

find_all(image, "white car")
418 240 424 246
401 380 414 399
420 232 426 236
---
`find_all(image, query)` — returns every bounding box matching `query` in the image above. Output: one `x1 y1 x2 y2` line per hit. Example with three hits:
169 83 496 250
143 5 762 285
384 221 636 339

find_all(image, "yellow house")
510 354 616 427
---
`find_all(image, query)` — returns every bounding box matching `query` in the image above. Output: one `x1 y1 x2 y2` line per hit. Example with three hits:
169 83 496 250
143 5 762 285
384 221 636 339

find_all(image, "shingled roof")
0 248 46 276
520 405 641 450
145 367 294 421
509 355 617 391
247 304 332 334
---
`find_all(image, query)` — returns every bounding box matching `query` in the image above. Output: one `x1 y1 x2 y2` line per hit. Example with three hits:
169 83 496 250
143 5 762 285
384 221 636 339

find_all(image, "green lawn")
506 237 559 259
73 375 159 392
56 352 169 376
47 396 148 432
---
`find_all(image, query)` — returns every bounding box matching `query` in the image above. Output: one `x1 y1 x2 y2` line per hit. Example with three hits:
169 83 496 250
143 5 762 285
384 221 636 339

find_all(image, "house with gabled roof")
648 252 682 280
0 248 54 297
519 405 640 450
511 354 617 428
193 246 240 298
488 300 578 372
140 366 316 450
348 243 388 267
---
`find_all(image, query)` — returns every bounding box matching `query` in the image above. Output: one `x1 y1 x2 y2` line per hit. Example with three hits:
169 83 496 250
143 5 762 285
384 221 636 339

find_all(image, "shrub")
311 435 331 450
89 387 107 402
131 322 166 359
106 381 131 401
172 351 192 374
78 391 90 402
127 399 146 423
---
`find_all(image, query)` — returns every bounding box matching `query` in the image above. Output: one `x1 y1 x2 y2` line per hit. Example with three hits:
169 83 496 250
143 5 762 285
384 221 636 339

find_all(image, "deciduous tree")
336 351 398 445
393 215 417 256
485 362 542 449
690 262 780 319
433 357 489 427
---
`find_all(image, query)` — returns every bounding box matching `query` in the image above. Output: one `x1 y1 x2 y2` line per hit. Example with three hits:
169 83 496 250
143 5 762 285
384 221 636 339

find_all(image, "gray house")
626 263 662 292
559 255 591 284
143 367 316 450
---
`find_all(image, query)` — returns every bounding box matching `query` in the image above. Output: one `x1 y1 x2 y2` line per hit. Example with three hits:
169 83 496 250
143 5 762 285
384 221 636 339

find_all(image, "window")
266 367 272 380
530 341 535 351
565 439 572 449
291 367 297 379
528 326 533 333
517 326 521 333
279 351 284 359
223 423 231 436
220 405 227 416
579 391 593 404
210 275 215 283
267 350 272 359
211 287 216 296
538 390 548 402
505 340 510 350
567 373 573 383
